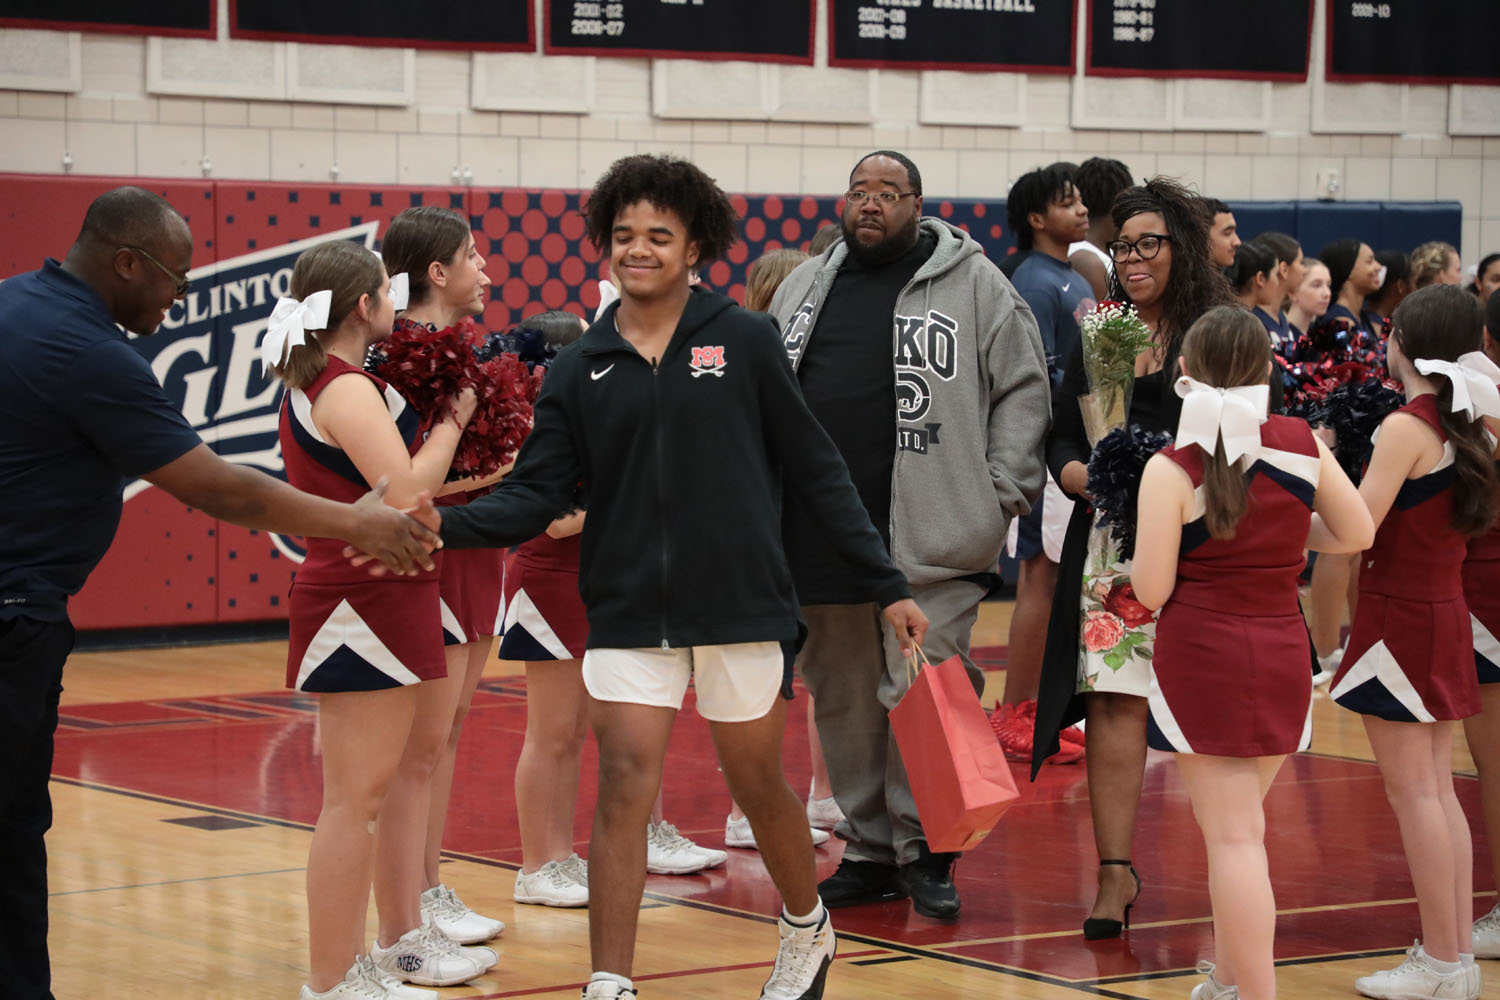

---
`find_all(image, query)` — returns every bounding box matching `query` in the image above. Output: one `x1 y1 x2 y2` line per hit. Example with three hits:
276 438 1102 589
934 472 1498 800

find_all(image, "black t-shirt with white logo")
786 229 937 604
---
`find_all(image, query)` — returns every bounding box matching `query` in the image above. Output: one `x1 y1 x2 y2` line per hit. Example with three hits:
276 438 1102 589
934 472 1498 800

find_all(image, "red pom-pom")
373 318 535 480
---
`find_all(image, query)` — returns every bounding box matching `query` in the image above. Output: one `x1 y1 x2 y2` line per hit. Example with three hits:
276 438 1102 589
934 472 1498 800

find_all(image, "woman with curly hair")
1032 176 1237 940
1411 240 1463 290
425 154 929 1000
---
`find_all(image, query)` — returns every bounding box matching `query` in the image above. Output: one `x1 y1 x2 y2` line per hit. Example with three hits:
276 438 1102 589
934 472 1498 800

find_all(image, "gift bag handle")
905 642 931 686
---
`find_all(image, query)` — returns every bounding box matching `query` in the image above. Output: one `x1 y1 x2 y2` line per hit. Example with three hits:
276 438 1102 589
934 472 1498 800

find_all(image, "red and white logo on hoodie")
689 345 727 377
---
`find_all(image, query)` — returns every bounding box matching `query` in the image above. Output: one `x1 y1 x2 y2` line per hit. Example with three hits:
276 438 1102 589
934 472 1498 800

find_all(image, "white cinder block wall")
2 0 1499 263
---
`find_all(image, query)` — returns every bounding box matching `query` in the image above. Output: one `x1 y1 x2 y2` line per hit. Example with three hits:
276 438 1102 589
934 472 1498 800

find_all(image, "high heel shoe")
1082 859 1141 940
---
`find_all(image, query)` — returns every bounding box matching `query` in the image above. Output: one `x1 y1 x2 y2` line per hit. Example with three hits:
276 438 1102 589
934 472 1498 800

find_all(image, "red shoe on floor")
990 700 1084 765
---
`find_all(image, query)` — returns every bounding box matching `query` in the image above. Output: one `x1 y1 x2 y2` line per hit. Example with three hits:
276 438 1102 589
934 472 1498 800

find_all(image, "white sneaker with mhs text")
300 957 390 1000
369 919 485 987
646 821 727 874
359 955 438 1000
1354 941 1468 999
724 814 832 851
515 860 590 907
760 910 836 1000
420 884 504 944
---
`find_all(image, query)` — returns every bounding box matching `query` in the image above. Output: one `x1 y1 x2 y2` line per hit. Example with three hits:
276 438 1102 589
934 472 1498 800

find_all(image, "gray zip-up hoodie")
769 218 1051 587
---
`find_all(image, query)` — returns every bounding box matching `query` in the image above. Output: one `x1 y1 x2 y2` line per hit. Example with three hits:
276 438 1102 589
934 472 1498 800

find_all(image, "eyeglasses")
844 190 917 207
1105 234 1172 263
120 245 191 298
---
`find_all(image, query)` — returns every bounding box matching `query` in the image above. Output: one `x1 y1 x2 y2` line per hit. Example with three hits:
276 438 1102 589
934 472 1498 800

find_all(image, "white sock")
783 901 825 927
1461 952 1476 967
1424 954 1462 975
591 971 634 991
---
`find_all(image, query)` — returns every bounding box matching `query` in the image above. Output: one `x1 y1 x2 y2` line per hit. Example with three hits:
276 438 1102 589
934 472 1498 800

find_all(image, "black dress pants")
0 616 76 1000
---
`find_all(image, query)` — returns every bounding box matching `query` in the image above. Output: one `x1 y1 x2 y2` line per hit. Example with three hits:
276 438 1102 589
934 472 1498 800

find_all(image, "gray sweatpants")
798 578 986 868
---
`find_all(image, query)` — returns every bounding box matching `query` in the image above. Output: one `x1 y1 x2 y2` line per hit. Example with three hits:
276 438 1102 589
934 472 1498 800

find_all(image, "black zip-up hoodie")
440 290 911 650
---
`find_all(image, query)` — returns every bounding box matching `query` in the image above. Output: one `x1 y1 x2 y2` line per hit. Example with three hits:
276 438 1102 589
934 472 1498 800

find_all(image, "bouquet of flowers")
1079 301 1154 445
368 317 537 481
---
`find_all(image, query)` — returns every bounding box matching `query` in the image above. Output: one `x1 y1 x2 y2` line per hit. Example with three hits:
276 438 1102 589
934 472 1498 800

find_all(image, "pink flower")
1082 611 1126 653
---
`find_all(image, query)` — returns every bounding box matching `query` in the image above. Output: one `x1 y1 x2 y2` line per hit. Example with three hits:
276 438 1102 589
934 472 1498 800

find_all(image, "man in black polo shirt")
0 186 438 1000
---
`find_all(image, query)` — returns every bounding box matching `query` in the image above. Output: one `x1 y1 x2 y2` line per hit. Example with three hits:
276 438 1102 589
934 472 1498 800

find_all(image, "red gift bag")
889 648 1019 853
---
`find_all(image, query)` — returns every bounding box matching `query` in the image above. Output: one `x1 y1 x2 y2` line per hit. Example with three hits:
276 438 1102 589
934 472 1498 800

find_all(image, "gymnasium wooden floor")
48 602 1495 999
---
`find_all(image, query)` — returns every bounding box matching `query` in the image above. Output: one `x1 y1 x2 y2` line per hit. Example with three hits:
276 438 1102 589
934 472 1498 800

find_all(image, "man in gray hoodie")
769 151 1050 920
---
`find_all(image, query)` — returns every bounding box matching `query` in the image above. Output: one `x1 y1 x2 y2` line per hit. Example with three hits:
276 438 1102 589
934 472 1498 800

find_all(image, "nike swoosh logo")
1061 282 1071 292
591 364 615 381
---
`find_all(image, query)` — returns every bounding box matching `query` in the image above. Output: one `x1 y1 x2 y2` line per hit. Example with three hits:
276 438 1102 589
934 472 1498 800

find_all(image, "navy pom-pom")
476 325 557 370
1087 425 1174 561
1303 379 1404 484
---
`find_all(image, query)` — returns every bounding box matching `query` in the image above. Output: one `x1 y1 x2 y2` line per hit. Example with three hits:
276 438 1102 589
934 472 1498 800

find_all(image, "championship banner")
229 0 533 51
544 0 814 63
1085 0 1311 80
827 0 1074 73
0 0 214 38
1327 0 1500 85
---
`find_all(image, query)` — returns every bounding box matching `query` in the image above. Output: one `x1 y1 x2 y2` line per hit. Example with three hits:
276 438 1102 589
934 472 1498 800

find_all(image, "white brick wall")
4 6 1500 264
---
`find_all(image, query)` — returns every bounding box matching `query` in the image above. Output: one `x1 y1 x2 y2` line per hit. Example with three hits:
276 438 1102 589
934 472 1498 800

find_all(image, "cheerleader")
268 240 482 998
376 206 509 952
1464 290 1500 962
1133 307 1372 1000
1329 285 1500 1000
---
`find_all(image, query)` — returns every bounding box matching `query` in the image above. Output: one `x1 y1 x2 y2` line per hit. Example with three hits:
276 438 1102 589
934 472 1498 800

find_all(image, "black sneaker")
897 842 960 920
816 858 906 908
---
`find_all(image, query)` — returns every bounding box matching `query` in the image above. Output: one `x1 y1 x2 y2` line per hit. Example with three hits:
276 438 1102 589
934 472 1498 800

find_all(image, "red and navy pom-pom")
1277 315 1385 409
1086 424 1174 560
475 325 557 371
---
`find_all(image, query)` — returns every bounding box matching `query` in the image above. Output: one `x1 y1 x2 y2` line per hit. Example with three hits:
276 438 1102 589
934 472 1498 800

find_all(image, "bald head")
75 186 189 252
64 186 193 335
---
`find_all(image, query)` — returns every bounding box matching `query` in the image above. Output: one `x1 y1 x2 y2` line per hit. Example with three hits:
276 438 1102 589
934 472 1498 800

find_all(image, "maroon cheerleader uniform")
1464 514 1500 684
1147 415 1320 756
280 356 446 691
1331 394 1479 721
437 489 506 646
497 531 586 661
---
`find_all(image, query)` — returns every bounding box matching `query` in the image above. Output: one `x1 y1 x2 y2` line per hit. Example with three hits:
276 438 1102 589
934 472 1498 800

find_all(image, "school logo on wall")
125 223 379 563
689 345 727 377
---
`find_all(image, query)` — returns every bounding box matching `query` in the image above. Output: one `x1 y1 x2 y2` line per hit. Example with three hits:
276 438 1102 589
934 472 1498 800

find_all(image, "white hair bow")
594 279 619 322
1174 375 1269 464
261 289 332 373
1414 351 1500 420
389 271 409 312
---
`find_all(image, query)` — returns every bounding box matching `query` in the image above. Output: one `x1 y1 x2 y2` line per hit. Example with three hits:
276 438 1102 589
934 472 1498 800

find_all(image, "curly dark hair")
1107 176 1235 365
583 154 740 264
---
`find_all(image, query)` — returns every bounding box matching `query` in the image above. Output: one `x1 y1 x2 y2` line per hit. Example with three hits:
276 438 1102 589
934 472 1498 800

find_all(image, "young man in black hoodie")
431 155 928 1000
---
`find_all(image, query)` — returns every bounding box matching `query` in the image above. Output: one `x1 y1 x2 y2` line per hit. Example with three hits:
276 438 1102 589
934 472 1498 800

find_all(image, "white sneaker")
1460 954 1481 1000
1189 960 1239 1000
558 852 589 888
1473 903 1500 959
420 884 504 944
805 790 844 830
369 920 485 987
646 821 727 874
1354 941 1468 999
300 958 391 1000
760 910 836 1000
515 860 590 906
1313 647 1343 687
725 814 832 850
581 978 637 998
358 955 438 1000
